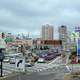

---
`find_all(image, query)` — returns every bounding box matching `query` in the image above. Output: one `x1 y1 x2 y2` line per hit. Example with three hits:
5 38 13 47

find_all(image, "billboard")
15 57 25 72
77 38 80 56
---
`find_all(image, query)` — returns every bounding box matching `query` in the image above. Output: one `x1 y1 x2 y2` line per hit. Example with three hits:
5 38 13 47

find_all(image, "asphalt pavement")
17 71 64 80
1 56 70 80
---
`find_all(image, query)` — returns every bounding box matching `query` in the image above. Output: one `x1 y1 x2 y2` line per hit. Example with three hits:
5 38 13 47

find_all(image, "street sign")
15 57 25 72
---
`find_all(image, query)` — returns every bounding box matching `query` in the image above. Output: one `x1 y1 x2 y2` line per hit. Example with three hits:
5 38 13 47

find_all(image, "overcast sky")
0 0 80 39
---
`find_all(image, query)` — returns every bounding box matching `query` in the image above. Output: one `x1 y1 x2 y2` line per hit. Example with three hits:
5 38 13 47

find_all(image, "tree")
40 46 43 50
44 46 49 50
69 51 77 59
5 37 14 43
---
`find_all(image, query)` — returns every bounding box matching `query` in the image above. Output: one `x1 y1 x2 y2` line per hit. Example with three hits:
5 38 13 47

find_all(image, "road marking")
66 65 71 72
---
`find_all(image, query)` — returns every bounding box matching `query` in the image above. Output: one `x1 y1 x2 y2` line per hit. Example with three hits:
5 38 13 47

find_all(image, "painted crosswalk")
0 69 12 76
1 63 16 76
26 63 69 73
26 56 69 73
1 56 70 75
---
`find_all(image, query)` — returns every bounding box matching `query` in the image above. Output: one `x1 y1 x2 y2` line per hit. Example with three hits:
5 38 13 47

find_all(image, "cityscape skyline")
0 24 76 39
0 0 79 38
0 0 80 79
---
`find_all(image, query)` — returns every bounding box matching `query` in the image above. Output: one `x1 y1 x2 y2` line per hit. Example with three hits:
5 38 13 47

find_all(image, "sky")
0 0 80 39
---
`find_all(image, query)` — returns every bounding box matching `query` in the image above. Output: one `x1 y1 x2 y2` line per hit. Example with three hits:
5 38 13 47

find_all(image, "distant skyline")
0 0 80 39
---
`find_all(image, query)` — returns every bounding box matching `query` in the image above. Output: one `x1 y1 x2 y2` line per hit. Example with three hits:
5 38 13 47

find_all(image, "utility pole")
0 51 5 77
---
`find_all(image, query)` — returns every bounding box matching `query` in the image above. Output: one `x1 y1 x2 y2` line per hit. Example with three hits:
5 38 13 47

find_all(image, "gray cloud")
0 0 80 38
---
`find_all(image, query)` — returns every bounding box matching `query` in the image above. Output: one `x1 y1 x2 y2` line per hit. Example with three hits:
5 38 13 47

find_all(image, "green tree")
5 37 14 43
44 46 49 50
69 51 77 59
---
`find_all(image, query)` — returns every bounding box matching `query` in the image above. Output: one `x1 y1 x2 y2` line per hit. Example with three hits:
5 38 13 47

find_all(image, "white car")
66 49 70 52
3 57 10 63
38 58 45 63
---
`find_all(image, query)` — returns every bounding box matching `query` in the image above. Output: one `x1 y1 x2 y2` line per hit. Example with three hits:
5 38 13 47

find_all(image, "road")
24 57 69 80
1 56 70 80
0 62 17 76
18 71 64 80
3 57 62 73
66 64 80 73
26 56 67 72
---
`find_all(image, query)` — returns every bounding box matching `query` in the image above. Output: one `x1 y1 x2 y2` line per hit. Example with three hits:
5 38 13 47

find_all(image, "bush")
69 51 77 59
78 60 80 63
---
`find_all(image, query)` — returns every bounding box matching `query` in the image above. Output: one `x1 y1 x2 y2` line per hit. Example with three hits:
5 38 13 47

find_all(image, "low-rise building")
33 40 62 49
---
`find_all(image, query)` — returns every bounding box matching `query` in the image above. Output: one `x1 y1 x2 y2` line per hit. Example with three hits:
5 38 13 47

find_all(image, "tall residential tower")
41 24 53 40
59 25 67 41
58 25 68 52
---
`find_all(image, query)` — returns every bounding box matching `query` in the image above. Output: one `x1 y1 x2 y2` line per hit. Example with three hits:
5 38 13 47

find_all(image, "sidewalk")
64 72 80 80
64 73 72 80
0 72 20 80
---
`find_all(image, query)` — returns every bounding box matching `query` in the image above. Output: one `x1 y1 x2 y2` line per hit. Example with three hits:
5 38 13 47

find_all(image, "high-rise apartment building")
59 25 68 51
59 25 67 41
75 26 80 37
41 24 53 40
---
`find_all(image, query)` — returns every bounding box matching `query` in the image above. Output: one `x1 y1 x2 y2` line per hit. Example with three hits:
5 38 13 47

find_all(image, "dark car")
44 53 56 61
38 50 57 61
50 49 58 53
38 51 48 58
25 60 34 67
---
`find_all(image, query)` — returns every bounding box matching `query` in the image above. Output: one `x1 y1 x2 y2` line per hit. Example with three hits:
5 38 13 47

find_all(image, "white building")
41 24 53 40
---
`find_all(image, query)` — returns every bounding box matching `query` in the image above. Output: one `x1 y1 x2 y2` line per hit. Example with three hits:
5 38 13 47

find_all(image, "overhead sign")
75 27 80 32
15 57 25 72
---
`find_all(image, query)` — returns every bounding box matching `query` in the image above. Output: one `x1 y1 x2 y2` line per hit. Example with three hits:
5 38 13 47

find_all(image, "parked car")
39 51 48 58
56 53 61 56
25 60 34 67
37 58 45 63
66 49 71 52
54 49 58 53
44 54 56 61
3 57 10 63
25 62 33 67
9 57 15 64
